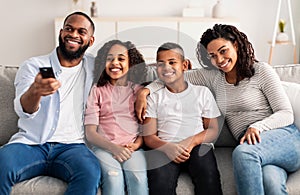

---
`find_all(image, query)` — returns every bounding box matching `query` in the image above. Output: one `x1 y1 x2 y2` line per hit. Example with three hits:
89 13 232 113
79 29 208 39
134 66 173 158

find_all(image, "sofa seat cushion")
11 176 67 195
11 176 102 195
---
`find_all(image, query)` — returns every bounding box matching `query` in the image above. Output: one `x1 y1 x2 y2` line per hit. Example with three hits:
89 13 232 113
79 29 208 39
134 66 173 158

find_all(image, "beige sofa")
1 64 300 195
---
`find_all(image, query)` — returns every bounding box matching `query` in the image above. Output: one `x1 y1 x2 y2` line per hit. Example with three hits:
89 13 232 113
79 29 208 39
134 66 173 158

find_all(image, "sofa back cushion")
281 81 300 129
273 64 300 84
0 65 19 145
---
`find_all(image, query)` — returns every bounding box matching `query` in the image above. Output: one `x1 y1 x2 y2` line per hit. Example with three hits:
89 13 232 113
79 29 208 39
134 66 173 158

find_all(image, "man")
0 12 101 195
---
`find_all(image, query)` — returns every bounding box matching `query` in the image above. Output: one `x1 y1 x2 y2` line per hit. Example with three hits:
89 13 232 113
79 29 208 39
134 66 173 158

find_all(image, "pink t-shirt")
84 81 142 145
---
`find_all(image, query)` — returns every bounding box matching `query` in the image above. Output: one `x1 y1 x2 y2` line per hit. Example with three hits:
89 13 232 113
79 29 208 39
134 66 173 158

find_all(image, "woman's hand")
135 88 150 123
240 127 261 145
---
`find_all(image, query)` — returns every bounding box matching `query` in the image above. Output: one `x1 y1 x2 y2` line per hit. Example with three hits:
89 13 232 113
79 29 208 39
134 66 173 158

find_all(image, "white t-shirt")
48 62 85 143
146 82 220 142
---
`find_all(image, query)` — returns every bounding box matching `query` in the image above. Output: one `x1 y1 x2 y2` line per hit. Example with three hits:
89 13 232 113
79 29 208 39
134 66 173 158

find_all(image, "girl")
84 40 148 195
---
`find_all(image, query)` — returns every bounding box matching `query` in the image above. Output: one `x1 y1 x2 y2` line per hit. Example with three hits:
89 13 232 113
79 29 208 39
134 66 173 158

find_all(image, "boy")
143 42 222 195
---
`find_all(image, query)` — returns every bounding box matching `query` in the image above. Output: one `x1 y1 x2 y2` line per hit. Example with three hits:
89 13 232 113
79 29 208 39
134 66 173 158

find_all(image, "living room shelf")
268 0 297 64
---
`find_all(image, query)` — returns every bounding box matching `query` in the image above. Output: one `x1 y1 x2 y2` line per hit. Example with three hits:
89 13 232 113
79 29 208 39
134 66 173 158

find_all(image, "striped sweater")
147 62 294 140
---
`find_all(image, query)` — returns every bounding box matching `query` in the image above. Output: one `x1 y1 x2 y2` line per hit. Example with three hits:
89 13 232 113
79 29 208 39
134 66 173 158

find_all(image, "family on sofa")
1 11 300 195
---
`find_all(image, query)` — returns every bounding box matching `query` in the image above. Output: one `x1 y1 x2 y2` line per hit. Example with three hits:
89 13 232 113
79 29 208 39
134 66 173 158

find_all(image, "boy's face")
156 49 188 86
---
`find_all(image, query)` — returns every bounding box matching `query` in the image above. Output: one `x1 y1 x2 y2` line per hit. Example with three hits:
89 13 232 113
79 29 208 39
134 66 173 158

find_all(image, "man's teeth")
68 40 79 45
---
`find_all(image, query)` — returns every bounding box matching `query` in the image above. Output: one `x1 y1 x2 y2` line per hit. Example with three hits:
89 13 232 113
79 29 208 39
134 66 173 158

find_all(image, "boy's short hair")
156 42 185 60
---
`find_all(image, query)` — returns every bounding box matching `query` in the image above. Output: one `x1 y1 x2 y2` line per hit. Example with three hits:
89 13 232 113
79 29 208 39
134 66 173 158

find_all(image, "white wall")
1 0 299 65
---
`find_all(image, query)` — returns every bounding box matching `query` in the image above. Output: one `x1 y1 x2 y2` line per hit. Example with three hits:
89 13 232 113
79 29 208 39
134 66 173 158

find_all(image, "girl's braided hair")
94 39 147 87
196 24 258 85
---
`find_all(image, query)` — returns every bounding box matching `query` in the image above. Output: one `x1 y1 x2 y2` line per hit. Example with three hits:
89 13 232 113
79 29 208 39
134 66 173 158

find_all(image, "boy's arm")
143 117 190 163
179 117 219 153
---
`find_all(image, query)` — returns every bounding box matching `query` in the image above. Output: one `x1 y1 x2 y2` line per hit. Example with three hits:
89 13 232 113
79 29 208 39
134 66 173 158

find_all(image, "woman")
137 24 300 195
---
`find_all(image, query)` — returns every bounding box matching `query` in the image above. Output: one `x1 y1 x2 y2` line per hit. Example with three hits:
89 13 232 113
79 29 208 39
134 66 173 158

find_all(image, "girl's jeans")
233 124 300 195
0 142 101 195
93 147 148 195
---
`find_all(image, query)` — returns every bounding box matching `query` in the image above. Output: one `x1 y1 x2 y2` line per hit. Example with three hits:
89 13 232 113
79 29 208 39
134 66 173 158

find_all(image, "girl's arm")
85 124 132 162
125 136 143 151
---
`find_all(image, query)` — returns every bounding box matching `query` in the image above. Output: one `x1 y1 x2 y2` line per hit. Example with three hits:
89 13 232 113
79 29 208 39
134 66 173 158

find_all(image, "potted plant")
276 19 289 42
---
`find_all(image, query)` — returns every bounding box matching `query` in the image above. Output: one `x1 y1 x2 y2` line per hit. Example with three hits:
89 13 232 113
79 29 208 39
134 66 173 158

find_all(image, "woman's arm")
250 64 293 131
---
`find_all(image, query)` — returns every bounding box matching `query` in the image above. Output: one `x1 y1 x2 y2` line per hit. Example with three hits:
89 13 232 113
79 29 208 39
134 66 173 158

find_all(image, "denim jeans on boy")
232 124 300 195
93 147 148 195
146 144 222 195
0 142 101 195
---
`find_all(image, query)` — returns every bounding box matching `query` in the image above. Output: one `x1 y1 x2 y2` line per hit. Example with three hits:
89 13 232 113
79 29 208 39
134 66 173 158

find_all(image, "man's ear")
89 36 95 47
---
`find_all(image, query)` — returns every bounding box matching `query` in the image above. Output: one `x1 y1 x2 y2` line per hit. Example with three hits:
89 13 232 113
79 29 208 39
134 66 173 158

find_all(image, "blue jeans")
93 147 148 195
0 142 101 195
232 124 300 195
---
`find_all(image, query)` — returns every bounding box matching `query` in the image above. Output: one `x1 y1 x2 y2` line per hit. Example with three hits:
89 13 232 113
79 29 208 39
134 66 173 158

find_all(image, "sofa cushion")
281 81 300 129
0 65 19 145
273 64 300 84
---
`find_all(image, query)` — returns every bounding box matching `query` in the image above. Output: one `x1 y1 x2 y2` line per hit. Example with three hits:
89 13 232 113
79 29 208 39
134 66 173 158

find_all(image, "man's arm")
21 73 61 114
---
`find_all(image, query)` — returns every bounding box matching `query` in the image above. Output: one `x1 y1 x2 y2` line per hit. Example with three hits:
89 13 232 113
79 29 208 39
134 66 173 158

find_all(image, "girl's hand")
125 142 139 152
240 127 261 145
111 145 132 163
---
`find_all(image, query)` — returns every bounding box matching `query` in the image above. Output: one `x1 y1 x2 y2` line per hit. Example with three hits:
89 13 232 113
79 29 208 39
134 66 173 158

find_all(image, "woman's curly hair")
94 39 147 87
196 24 258 85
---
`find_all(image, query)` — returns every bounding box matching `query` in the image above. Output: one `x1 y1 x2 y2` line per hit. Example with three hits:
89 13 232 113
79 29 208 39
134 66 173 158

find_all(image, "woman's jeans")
233 124 300 195
146 144 223 195
93 147 148 195
0 142 101 195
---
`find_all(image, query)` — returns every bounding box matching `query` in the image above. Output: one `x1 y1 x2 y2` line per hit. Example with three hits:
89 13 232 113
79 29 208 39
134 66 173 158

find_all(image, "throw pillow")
281 81 300 129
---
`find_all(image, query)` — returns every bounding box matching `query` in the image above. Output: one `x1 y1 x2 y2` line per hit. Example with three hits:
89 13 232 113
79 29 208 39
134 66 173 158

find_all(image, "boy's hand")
163 143 190 164
135 88 150 123
178 138 195 154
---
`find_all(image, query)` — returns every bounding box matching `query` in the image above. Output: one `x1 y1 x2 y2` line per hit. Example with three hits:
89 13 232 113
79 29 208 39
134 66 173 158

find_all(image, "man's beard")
58 36 90 61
